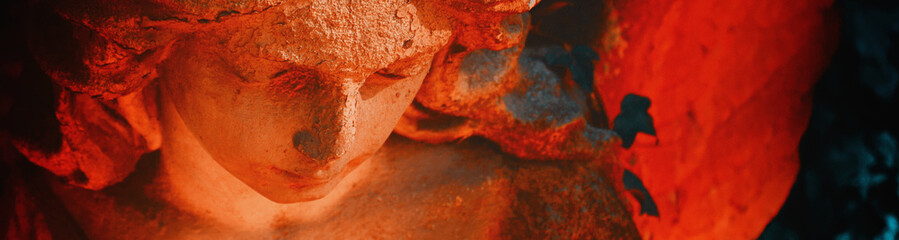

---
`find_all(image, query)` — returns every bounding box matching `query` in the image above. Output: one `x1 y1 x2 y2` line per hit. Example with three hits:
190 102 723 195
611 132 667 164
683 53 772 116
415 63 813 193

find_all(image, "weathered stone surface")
2 0 840 238
12 85 159 190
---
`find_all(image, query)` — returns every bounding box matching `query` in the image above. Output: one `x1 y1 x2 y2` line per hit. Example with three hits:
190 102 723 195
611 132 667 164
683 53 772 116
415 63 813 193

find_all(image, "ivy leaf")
544 46 573 67
613 94 656 149
544 44 600 94
569 45 600 93
623 169 660 217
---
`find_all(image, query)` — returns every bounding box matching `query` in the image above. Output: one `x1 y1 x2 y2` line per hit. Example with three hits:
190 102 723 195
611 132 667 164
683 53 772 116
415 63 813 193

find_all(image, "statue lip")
287 180 329 190
268 166 332 187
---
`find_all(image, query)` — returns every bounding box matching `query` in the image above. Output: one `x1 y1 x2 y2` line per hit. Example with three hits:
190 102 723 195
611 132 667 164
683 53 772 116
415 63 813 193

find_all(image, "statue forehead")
244 0 451 75
53 0 450 72
33 0 533 97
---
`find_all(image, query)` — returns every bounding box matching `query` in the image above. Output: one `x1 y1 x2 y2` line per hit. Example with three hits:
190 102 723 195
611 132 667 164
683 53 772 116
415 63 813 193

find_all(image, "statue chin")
229 153 368 204
215 161 348 204
253 179 337 204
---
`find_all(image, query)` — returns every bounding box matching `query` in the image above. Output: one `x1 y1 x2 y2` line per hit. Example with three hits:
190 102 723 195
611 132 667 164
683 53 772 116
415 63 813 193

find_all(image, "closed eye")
361 68 410 100
267 67 322 97
374 69 407 80
271 70 290 79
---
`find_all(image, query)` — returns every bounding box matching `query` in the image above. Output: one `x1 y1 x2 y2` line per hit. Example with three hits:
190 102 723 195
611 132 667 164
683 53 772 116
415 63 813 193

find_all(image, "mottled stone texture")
16 0 621 192
3 0 642 238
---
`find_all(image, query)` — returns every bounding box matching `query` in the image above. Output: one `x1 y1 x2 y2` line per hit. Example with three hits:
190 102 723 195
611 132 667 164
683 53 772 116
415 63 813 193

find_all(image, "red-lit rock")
596 0 839 238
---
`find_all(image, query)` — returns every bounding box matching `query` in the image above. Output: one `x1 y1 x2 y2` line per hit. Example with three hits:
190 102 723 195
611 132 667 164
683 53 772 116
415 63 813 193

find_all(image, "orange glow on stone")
1 0 843 238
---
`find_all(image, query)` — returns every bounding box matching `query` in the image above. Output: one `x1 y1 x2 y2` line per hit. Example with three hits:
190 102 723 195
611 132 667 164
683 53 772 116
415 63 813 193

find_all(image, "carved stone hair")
14 0 620 190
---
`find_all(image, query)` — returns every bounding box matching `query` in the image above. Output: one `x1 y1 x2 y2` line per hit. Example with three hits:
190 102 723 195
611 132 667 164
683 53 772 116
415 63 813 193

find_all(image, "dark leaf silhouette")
613 94 657 149
623 169 659 217
545 44 599 94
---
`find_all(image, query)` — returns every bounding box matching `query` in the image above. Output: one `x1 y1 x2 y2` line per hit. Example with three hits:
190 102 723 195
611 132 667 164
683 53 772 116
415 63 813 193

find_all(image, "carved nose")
292 81 362 165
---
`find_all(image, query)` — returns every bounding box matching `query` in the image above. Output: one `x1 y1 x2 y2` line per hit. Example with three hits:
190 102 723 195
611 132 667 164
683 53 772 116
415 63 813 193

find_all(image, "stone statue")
4 0 640 238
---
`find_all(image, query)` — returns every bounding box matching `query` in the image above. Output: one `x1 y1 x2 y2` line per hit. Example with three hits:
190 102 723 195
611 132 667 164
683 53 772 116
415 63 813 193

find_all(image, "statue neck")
155 91 366 231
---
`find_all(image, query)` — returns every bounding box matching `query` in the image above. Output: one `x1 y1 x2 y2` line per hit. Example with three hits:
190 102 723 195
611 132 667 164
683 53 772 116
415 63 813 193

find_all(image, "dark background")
760 0 899 239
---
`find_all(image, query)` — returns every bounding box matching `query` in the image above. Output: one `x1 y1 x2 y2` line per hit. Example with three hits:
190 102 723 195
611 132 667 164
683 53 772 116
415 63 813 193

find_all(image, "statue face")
159 0 451 203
